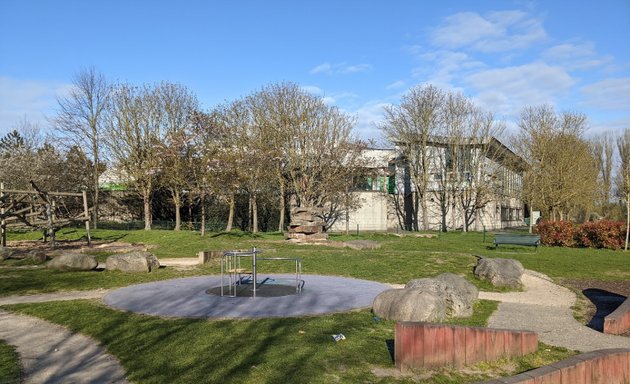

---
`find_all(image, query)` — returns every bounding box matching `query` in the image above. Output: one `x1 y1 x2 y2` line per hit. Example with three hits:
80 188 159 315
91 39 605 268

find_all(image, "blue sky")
1 0 629 143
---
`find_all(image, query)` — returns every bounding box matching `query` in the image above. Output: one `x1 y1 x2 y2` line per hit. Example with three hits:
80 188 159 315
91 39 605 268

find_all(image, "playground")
1 229 629 383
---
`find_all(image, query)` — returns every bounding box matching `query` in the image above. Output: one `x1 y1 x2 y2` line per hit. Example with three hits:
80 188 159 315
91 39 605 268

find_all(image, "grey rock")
474 257 524 288
405 273 479 317
47 253 98 271
372 288 447 322
0 247 13 260
106 251 160 272
28 250 48 263
343 240 381 250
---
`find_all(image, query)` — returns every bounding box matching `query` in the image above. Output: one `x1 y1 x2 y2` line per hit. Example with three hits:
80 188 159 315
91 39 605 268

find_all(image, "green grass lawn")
2 228 626 383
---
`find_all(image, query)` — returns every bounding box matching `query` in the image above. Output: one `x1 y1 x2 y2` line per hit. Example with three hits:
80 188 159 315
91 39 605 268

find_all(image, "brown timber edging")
604 296 630 335
395 322 538 371
480 348 630 384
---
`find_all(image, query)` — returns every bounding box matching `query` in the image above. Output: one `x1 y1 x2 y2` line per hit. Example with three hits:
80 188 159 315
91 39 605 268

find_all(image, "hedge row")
536 220 627 250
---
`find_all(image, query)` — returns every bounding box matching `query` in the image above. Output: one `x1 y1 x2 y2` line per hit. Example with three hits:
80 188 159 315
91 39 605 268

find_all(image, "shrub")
536 220 626 250
575 220 626 250
536 221 576 247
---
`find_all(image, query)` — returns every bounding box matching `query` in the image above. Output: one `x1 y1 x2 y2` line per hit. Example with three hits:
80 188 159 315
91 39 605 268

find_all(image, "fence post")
82 190 91 246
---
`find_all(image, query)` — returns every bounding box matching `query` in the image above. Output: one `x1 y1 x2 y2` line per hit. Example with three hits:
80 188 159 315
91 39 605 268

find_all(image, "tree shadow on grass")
582 288 627 332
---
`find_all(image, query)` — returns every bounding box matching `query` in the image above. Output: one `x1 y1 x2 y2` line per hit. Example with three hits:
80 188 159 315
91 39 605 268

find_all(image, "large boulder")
474 257 524 288
106 251 160 273
47 253 98 271
405 273 479 317
28 250 48 263
0 247 13 261
373 288 447 322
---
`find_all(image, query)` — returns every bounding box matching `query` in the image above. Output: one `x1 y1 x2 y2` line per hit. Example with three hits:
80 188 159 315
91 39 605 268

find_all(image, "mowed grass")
2 228 625 382
0 340 21 384
2 228 629 297
5 298 567 384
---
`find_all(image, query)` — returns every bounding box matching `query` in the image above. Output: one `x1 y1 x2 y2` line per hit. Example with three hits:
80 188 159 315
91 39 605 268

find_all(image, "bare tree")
106 83 165 230
53 67 110 228
156 82 199 231
617 128 630 251
380 84 444 231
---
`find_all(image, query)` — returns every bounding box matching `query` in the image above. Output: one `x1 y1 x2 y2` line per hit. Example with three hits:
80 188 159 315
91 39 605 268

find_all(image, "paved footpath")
480 270 630 352
0 290 129 384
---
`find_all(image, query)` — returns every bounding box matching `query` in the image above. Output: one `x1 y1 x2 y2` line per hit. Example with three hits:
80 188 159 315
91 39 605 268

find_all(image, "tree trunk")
420 195 429 231
625 193 629 251
226 193 235 232
173 189 181 231
143 186 152 231
252 194 258 233
278 180 285 232
92 151 99 229
200 193 206 236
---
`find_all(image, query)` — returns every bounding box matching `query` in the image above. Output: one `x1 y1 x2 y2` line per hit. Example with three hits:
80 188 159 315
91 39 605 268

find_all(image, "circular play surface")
103 274 392 319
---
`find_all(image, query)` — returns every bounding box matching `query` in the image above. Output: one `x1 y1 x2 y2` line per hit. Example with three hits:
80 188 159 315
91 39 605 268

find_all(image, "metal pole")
252 246 257 298
82 190 91 246
0 182 5 247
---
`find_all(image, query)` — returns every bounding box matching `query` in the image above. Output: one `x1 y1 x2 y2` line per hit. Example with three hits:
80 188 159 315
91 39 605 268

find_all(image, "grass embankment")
2 228 626 382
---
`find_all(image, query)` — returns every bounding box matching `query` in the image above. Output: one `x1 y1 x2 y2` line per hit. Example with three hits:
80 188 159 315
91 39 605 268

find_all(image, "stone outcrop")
373 273 478 322
373 288 447 322
106 251 160 273
47 253 98 271
287 207 328 242
405 273 479 317
474 257 524 288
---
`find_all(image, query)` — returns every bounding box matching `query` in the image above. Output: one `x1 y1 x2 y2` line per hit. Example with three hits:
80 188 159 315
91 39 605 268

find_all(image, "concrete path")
0 308 128 384
479 270 630 352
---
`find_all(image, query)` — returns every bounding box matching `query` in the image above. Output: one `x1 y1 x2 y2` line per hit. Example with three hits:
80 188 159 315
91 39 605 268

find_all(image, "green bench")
493 233 541 249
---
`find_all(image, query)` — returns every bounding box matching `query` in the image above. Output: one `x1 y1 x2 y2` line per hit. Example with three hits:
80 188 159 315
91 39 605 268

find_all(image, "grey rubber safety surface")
103 274 391 319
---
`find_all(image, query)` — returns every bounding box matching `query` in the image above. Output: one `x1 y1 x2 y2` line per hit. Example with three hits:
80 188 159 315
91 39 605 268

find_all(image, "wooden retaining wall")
604 297 630 335
395 322 538 371
481 348 630 384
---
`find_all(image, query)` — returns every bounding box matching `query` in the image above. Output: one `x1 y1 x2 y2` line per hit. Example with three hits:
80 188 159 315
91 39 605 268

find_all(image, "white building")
331 137 526 232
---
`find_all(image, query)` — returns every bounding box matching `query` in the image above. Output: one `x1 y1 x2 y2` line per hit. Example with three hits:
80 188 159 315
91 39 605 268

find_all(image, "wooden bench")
493 233 541 249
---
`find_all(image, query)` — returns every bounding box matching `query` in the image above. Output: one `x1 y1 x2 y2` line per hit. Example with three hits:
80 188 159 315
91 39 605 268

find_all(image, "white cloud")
412 50 485 88
580 78 630 110
0 76 69 135
341 64 372 74
310 62 333 75
301 85 324 95
430 10 547 52
309 62 372 75
543 42 613 71
344 101 391 144
464 62 575 116
386 80 406 90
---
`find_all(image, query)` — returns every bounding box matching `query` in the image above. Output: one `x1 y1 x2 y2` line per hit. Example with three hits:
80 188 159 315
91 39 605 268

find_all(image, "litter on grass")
332 333 346 342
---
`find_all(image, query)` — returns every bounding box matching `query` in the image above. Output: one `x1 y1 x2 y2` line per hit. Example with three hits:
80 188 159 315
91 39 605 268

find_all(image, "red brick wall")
604 297 630 335
480 348 630 384
395 322 538 371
